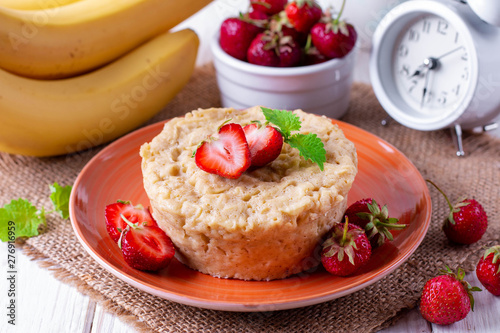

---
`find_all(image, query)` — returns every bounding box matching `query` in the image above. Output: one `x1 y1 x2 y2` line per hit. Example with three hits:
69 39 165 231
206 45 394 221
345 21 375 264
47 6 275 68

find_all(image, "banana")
0 0 211 79
0 29 199 157
0 0 80 10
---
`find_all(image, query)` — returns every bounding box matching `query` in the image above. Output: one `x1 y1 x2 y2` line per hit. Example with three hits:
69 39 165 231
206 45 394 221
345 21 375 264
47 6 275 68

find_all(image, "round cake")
140 106 358 280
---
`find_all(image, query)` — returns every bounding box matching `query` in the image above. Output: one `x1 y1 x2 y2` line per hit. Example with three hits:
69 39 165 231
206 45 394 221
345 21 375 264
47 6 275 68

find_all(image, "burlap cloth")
1 65 499 333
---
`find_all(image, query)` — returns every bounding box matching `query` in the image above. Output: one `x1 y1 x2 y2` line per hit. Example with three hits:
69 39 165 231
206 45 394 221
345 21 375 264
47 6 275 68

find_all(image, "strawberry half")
194 122 251 179
119 215 175 272
243 122 283 167
105 201 157 243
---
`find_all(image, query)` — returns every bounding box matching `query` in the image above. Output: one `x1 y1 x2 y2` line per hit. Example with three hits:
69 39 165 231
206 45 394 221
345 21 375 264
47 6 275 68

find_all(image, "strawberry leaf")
286 133 326 171
261 107 301 140
0 199 46 242
49 182 72 219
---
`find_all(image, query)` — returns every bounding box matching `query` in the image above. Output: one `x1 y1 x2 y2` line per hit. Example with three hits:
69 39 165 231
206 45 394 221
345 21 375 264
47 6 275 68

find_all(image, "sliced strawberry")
105 201 157 243
120 220 175 272
243 122 283 167
194 123 251 179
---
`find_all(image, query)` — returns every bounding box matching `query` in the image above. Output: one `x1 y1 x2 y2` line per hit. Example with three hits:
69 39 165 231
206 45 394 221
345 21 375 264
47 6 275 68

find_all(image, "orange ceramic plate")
70 119 431 312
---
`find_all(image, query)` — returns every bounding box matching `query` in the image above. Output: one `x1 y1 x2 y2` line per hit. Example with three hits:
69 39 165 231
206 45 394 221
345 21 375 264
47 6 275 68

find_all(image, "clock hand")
420 58 437 108
421 69 431 108
409 56 439 78
435 46 464 60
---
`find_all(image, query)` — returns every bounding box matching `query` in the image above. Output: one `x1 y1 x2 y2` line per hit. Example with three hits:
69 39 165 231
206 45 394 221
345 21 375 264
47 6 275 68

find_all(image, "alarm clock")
369 0 500 156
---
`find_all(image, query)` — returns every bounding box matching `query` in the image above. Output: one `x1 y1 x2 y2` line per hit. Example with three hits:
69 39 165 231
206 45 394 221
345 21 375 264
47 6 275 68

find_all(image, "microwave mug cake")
140 106 357 280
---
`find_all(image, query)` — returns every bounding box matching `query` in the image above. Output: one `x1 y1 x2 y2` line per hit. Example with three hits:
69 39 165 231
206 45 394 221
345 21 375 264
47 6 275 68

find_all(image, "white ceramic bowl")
210 34 358 119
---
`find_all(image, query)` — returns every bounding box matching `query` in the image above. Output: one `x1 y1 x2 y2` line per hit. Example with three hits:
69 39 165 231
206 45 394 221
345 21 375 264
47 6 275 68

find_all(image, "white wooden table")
1 2 499 332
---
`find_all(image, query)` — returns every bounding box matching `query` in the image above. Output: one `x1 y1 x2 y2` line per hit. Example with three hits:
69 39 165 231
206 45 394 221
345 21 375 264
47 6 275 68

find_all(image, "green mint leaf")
261 107 301 139
49 182 72 219
0 199 46 242
286 133 326 171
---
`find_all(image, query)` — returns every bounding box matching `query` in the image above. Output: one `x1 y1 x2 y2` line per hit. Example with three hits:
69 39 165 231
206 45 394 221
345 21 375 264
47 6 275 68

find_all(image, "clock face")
393 14 472 116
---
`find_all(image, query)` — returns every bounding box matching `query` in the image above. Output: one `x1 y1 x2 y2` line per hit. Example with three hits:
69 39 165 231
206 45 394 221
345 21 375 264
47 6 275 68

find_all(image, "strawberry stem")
376 221 407 229
426 179 454 211
120 214 140 230
334 0 346 25
340 216 349 246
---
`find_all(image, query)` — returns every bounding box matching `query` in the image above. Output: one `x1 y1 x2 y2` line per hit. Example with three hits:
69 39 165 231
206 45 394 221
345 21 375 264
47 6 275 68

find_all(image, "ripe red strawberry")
119 215 175 272
250 0 287 15
310 20 357 59
219 17 264 61
310 0 357 59
194 122 251 179
476 245 500 296
105 200 157 243
420 266 481 325
427 180 488 244
243 122 283 167
285 0 322 33
344 198 406 248
248 9 269 20
247 31 302 67
321 218 372 276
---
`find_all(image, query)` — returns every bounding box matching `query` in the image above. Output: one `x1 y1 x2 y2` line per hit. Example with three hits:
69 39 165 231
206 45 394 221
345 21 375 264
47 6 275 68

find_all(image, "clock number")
408 79 418 93
398 44 409 57
437 91 448 105
454 32 459 44
400 64 410 76
437 20 448 35
461 52 468 61
422 20 431 33
461 67 469 80
408 29 420 42
452 84 461 96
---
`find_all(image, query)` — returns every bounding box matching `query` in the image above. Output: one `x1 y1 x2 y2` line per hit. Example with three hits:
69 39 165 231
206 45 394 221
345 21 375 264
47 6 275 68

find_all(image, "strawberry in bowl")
211 0 358 119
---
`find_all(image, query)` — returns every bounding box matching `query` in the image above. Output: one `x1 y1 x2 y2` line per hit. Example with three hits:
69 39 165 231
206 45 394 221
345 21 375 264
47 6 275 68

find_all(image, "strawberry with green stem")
476 245 500 296
426 180 488 244
310 0 357 59
420 266 481 325
344 198 406 248
321 217 372 276
285 0 322 33
219 15 265 61
247 30 302 67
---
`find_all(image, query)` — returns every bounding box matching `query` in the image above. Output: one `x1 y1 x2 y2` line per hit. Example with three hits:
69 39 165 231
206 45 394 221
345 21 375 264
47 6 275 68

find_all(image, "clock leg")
381 115 392 126
451 124 465 157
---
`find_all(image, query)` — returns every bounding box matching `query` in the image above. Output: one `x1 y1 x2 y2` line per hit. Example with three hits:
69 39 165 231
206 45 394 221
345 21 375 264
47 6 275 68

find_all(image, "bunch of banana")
0 0 210 79
0 0 211 156
0 29 199 156
0 0 80 10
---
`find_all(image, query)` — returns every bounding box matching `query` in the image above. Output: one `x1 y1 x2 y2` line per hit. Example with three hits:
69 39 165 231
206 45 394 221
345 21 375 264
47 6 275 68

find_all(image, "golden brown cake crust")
140 106 358 280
